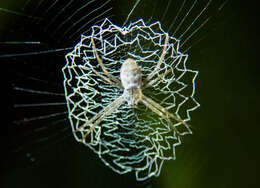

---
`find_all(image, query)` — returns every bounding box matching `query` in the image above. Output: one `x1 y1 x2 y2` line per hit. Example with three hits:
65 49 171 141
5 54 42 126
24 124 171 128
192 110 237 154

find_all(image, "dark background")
1 0 259 187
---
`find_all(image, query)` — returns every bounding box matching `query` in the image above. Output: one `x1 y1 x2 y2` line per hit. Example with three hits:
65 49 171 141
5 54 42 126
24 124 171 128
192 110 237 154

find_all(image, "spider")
77 33 190 139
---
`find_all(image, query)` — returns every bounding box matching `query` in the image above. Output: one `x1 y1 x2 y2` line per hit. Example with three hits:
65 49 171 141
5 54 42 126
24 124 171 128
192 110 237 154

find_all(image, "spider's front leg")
76 95 125 140
141 94 190 136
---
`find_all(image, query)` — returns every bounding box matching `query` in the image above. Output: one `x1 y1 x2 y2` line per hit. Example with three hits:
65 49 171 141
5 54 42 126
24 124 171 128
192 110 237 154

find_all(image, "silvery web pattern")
62 18 199 181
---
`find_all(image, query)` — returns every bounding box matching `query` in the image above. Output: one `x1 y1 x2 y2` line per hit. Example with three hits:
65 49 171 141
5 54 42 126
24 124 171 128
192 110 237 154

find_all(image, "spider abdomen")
120 58 143 106
120 58 142 90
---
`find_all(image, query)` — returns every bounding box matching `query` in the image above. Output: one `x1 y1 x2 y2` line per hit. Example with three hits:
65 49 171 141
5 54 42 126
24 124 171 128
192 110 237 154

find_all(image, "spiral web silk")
63 18 200 181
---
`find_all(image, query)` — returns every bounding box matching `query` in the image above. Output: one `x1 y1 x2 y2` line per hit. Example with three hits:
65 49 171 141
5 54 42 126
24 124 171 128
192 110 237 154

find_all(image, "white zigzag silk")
62 18 200 181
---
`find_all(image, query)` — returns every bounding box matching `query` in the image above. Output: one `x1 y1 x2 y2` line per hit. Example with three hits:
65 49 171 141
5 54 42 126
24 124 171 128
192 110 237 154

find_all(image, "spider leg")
143 70 168 89
76 95 125 139
145 55 182 88
141 94 190 136
91 68 122 90
141 95 180 135
91 37 122 89
146 33 169 82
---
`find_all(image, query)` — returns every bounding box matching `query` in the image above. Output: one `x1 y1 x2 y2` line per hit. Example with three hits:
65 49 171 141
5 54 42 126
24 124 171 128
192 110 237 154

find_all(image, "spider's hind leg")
145 33 169 82
91 37 122 89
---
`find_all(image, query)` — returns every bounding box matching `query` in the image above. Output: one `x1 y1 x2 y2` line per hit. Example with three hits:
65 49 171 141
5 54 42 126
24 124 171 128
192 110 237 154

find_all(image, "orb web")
62 18 199 181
